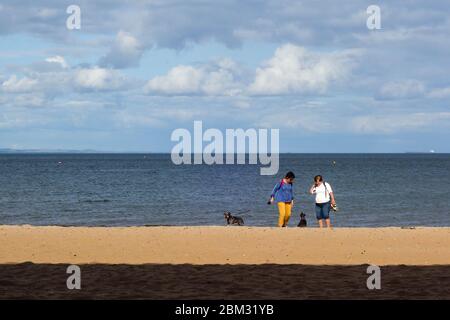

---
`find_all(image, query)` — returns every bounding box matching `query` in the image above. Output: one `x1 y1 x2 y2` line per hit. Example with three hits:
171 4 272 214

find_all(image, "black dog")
297 212 307 228
224 211 244 226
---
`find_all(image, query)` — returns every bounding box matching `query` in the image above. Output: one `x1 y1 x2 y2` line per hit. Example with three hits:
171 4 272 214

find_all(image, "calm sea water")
0 153 449 227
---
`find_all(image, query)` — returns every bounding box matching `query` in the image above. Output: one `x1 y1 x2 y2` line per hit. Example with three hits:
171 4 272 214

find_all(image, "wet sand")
0 263 449 299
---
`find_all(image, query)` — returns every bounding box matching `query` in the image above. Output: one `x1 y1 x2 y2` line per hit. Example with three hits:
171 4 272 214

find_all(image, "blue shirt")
271 180 294 203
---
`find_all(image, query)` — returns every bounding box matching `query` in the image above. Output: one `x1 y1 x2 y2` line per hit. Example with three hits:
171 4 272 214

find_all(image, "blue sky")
1 0 450 152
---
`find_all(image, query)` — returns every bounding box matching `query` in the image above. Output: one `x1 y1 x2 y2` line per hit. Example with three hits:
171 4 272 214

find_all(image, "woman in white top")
309 175 336 228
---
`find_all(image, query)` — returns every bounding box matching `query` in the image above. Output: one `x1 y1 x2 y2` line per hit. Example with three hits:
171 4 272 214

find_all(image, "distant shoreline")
0 150 448 154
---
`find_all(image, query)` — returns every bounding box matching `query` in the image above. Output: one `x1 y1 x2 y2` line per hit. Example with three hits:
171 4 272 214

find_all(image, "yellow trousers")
277 202 292 227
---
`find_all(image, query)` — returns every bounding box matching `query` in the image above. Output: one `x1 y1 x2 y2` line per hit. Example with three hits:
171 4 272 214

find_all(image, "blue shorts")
315 202 331 220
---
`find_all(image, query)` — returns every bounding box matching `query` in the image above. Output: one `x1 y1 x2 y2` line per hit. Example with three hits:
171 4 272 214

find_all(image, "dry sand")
0 226 449 265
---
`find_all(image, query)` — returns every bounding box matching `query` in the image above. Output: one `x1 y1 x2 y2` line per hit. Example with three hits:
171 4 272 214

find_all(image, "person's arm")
291 184 294 206
269 182 280 203
330 192 336 205
309 184 316 194
327 183 336 205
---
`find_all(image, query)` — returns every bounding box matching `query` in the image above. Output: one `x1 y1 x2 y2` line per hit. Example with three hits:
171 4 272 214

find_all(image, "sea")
0 153 449 227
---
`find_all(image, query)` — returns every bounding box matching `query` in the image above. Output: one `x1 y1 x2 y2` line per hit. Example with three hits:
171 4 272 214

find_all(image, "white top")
311 182 333 204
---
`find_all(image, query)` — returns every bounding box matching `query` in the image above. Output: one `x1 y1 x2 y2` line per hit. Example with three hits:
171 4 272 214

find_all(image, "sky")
1 0 450 152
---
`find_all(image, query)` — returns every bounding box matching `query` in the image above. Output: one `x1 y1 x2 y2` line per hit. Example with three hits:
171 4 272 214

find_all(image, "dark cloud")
1 1 448 48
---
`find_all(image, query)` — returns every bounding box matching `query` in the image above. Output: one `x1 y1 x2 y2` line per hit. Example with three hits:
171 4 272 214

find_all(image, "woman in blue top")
269 171 295 227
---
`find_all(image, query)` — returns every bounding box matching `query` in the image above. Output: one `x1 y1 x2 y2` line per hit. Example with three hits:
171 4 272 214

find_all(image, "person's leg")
315 204 323 228
284 202 292 226
323 202 332 228
277 202 286 227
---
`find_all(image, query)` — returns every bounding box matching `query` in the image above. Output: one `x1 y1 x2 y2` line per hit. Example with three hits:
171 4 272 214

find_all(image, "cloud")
99 30 144 68
36 8 59 19
1 75 38 93
144 44 359 96
0 108 50 128
352 112 450 134
113 111 166 128
1 55 72 94
1 55 130 102
145 58 243 96
10 93 46 108
376 80 426 100
248 44 358 95
45 56 69 69
256 112 331 133
9 57 71 74
1 1 450 55
428 87 450 98
74 67 127 91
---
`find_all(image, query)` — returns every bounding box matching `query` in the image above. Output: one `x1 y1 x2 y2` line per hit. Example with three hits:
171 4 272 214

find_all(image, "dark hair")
285 171 295 179
314 175 323 182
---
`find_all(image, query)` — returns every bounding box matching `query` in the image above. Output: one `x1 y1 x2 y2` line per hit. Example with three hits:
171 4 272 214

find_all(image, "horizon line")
0 149 445 155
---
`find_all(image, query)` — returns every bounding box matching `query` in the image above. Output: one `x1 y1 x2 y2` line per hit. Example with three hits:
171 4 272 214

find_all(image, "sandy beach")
1 226 449 265
1 226 449 299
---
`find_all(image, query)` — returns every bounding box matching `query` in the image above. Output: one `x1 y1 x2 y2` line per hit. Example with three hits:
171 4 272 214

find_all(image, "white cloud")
1 75 38 93
144 45 358 97
248 44 357 95
376 80 425 100
45 56 68 69
2 62 127 95
145 58 242 96
99 30 144 68
146 65 202 94
74 67 126 91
